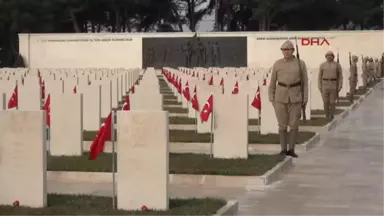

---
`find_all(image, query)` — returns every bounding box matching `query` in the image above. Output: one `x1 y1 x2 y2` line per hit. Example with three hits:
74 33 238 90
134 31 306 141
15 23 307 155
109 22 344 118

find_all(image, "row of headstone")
0 109 170 211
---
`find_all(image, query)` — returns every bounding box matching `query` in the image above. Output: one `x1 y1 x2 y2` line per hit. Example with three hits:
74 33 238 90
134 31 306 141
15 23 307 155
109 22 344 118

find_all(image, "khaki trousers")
349 80 357 100
273 101 302 131
321 88 337 118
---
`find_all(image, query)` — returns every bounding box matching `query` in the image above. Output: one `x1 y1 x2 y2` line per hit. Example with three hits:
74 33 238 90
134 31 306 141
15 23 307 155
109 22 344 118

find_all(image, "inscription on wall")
142 36 247 68
37 38 133 43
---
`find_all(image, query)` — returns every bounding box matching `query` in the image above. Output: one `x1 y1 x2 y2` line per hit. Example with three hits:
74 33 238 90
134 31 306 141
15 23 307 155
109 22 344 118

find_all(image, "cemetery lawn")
163 106 188 113
47 153 285 176
82 130 316 144
336 101 353 107
0 194 225 215
338 95 359 101
163 99 181 105
311 109 344 115
168 116 330 126
299 117 331 126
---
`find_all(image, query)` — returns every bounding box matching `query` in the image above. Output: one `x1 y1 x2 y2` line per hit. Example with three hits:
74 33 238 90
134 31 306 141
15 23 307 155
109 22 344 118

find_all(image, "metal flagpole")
258 85 261 135
111 110 116 209
2 93 5 110
214 0 219 31
258 110 261 135
209 100 214 158
16 80 18 110
195 110 197 133
110 81 116 209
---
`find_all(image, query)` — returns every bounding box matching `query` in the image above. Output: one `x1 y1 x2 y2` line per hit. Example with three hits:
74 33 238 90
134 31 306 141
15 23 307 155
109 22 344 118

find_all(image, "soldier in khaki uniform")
268 40 308 158
368 57 375 83
374 58 379 78
380 54 384 78
318 51 343 120
348 55 358 103
361 56 370 91
361 56 369 90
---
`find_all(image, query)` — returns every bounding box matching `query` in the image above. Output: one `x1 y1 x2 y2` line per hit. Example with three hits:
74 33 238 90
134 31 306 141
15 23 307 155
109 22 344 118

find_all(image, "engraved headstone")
0 111 47 207
116 110 169 210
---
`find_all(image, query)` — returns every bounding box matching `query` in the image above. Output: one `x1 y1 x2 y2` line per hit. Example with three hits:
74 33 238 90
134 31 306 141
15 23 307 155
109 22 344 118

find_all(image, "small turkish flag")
208 76 213 85
232 81 239 94
200 95 213 123
191 86 199 111
251 87 261 110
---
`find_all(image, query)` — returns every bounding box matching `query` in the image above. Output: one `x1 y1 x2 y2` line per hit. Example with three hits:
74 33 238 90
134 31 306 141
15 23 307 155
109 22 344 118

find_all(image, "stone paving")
237 81 384 215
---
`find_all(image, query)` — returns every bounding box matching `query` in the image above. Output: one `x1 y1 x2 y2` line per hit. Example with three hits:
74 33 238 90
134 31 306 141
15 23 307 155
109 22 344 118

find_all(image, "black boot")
279 130 287 156
349 94 354 103
324 102 330 120
330 103 335 120
287 130 298 158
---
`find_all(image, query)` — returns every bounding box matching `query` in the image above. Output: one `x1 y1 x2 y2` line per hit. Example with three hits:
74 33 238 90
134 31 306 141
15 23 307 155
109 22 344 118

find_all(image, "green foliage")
0 0 382 67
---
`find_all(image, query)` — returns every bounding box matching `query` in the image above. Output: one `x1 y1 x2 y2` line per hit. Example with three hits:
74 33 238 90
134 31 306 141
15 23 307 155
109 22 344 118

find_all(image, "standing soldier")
374 58 380 78
368 57 375 83
268 40 308 158
381 53 384 78
361 56 369 90
318 51 343 121
349 55 358 103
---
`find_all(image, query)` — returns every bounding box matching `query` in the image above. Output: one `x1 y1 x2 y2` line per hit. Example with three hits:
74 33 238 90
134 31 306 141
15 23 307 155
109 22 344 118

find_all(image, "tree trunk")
69 5 86 33
69 10 82 32
113 1 121 32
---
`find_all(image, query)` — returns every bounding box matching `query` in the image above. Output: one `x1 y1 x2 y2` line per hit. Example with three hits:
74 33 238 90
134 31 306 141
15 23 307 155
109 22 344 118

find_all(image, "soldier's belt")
322 78 337 81
277 81 301 88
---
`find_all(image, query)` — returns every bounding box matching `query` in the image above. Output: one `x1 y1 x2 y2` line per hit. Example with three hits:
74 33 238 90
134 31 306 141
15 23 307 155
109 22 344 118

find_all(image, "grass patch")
338 95 359 101
164 107 188 113
169 116 196 124
169 130 315 144
47 152 284 176
311 109 344 115
248 119 259 125
160 91 174 95
336 101 353 107
83 130 315 143
353 88 368 95
299 117 331 126
164 100 181 105
0 194 225 215
83 130 117 141
163 95 177 100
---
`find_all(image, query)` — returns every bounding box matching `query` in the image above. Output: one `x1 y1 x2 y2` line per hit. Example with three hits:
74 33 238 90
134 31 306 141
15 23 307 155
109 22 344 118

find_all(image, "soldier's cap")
364 56 369 60
369 57 373 60
280 40 294 50
325 51 334 57
375 58 378 61
351 55 358 60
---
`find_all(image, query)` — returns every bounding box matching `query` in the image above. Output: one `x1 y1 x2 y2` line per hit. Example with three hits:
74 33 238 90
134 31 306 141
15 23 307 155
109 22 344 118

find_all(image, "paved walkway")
238 82 384 215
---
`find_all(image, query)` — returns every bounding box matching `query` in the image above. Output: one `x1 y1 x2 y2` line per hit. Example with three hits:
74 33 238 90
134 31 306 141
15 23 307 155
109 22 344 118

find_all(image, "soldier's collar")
283 56 295 61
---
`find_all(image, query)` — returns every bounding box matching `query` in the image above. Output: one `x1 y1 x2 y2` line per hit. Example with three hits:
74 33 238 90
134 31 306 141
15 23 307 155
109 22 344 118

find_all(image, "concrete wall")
19 31 383 69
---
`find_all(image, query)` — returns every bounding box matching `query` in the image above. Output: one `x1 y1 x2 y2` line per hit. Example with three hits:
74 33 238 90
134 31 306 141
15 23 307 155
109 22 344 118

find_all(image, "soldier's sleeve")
301 60 309 102
337 63 343 89
318 63 323 90
268 61 278 102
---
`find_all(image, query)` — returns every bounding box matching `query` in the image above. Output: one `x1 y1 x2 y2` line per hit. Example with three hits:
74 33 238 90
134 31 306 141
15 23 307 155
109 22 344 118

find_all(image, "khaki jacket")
268 57 308 104
349 63 358 83
318 61 343 91
362 62 369 77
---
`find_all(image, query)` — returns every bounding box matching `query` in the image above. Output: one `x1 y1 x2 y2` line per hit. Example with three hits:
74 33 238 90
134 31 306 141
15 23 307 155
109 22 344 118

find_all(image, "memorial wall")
19 31 383 70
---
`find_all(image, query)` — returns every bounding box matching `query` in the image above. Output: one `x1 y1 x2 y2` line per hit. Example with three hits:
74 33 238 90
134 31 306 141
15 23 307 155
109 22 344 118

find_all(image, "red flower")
141 205 148 211
13 200 19 206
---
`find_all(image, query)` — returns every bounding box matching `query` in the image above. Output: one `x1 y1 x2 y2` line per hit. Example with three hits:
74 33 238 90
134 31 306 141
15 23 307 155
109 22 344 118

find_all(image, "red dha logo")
301 38 330 46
